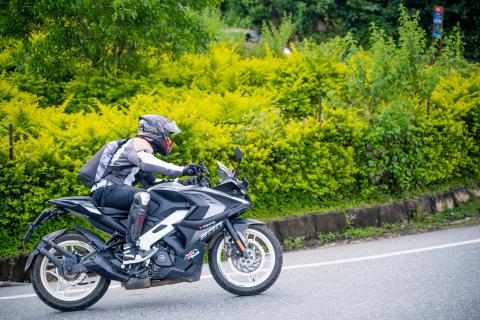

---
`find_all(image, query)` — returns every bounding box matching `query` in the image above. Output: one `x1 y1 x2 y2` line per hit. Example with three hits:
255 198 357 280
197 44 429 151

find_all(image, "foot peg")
122 244 157 265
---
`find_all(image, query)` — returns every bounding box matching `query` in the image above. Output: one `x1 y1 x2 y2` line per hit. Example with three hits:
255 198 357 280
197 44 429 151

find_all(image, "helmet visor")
164 121 181 135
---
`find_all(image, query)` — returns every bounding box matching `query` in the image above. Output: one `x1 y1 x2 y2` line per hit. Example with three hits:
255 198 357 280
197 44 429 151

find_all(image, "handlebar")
198 163 208 175
179 163 210 187
179 174 210 188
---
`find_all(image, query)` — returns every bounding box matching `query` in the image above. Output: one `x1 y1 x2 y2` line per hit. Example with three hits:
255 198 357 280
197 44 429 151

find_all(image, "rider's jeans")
91 184 145 210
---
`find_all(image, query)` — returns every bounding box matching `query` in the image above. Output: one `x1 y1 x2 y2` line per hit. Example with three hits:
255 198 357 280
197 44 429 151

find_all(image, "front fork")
224 219 248 256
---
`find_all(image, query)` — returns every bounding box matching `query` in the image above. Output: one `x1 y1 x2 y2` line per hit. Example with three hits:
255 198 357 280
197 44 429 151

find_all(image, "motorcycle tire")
208 224 282 296
30 232 110 312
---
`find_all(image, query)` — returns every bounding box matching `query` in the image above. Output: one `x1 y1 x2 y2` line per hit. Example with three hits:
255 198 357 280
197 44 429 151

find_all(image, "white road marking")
1 238 479 301
0 293 37 300
282 238 480 270
0 285 122 301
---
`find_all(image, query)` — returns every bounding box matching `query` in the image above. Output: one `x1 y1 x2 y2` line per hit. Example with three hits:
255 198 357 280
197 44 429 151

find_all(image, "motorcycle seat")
51 196 128 217
54 196 98 204
100 207 129 217
50 196 100 208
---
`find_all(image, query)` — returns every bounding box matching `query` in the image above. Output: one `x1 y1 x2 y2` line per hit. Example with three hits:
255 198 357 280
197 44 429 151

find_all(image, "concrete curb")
268 185 480 243
1 185 479 283
0 255 29 283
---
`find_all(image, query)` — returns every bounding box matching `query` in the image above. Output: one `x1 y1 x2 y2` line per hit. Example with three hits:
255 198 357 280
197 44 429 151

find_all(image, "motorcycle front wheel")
208 224 282 296
30 232 110 311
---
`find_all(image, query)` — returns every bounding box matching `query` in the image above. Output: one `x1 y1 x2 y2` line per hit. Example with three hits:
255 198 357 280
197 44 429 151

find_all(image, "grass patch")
249 179 479 221
282 237 304 251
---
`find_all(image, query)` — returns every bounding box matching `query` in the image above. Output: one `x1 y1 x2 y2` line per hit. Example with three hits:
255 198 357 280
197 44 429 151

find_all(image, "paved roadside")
1 225 479 320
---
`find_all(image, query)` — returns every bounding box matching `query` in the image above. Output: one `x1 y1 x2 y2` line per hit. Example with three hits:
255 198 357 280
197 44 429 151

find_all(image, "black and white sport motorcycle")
23 148 282 311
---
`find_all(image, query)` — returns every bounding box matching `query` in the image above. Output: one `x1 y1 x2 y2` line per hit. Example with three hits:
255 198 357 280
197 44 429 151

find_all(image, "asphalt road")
1 225 480 320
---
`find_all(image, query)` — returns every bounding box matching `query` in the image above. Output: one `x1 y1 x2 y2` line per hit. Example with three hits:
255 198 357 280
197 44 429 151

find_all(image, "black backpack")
78 139 128 188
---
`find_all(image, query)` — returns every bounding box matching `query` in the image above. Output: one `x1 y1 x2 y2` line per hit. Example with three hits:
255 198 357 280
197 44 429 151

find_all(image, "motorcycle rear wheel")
30 232 110 312
208 224 282 296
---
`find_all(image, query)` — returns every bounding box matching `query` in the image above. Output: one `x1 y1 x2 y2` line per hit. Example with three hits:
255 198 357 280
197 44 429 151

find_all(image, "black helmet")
137 115 181 155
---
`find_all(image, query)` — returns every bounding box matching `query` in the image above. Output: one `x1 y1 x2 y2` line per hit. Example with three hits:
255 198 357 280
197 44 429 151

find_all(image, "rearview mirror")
235 147 243 163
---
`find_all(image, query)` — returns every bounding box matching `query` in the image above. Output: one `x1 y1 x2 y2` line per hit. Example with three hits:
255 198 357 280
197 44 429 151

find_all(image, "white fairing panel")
138 210 189 250
200 195 226 219
182 192 227 219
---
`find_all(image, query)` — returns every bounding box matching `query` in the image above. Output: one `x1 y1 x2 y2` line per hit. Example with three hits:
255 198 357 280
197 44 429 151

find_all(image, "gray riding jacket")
91 137 184 191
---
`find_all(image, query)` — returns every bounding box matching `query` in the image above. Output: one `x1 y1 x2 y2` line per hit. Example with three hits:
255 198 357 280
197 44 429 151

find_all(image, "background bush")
0 11 479 256
221 0 480 60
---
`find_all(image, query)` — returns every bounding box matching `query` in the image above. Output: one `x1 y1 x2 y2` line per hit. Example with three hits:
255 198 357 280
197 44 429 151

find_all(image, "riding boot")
123 192 156 264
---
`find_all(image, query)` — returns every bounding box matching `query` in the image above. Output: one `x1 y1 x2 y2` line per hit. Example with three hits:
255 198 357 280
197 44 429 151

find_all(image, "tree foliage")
0 7 479 256
221 0 480 60
0 0 219 79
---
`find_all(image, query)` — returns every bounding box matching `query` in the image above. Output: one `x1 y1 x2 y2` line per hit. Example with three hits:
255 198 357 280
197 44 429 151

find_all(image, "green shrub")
0 11 479 256
259 15 295 57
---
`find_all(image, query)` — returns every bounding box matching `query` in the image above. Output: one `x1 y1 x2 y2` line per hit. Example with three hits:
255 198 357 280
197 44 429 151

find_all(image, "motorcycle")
22 147 282 311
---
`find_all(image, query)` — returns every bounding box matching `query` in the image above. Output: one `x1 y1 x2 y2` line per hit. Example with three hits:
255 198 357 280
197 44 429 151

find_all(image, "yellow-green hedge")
0 43 479 256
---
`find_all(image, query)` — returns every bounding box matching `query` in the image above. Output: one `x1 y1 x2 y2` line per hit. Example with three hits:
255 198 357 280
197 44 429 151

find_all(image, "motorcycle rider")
90 115 203 265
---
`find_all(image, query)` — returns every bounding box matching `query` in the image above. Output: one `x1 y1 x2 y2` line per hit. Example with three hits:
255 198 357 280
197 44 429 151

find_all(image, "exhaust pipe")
122 278 187 290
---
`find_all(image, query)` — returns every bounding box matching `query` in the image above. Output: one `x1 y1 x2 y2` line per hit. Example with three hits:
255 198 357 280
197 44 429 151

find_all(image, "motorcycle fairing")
23 171 256 284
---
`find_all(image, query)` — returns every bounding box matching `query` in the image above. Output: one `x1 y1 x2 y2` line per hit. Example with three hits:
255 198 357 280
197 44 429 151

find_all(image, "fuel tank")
146 182 251 222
